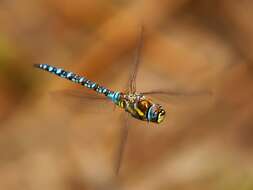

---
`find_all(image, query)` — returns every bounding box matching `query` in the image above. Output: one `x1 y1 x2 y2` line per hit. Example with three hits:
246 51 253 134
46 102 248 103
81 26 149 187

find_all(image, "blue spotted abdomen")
34 63 121 103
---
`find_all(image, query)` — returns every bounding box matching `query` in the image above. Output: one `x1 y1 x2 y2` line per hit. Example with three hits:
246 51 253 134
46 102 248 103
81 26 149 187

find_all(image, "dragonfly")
34 27 210 175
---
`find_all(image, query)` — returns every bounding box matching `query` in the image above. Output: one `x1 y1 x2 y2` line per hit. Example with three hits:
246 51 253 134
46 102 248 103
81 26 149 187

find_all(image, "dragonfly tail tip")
33 63 41 68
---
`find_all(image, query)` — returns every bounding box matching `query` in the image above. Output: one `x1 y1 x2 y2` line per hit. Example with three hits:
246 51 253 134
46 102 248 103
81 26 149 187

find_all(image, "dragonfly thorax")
117 93 166 123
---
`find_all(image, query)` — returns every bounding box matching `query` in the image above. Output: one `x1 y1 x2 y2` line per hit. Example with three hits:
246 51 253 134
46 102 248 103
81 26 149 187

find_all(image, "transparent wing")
142 89 213 103
115 113 130 175
49 89 114 114
142 89 212 96
114 26 144 175
50 89 108 100
127 25 144 93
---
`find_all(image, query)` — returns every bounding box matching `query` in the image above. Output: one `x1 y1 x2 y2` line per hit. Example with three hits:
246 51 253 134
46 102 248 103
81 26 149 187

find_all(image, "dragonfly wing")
49 89 114 114
142 89 212 96
115 26 143 175
50 89 108 100
142 89 213 103
115 113 130 175
127 26 144 93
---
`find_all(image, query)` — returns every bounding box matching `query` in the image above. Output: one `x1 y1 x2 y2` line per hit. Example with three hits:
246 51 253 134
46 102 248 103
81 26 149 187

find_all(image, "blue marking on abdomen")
107 91 120 103
34 63 115 98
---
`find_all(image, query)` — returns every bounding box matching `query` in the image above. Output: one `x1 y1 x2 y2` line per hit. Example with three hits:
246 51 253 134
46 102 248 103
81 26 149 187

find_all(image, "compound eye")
157 110 165 123
153 110 158 118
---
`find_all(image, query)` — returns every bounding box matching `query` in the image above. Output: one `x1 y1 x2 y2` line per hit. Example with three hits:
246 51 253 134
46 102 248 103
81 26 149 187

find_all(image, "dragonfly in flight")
34 27 210 175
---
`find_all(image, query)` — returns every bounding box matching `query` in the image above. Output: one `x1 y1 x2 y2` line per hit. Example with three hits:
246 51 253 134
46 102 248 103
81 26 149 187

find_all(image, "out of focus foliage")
0 0 253 190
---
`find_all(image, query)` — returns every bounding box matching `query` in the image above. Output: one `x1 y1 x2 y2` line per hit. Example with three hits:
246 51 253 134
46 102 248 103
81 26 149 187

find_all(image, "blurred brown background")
1 0 253 189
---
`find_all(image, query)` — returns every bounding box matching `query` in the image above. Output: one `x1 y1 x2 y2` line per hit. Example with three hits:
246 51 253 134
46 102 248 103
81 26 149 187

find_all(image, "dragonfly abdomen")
34 63 121 103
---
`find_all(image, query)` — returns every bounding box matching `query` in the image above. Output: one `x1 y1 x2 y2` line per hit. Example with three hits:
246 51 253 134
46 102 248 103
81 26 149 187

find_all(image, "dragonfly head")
147 104 166 123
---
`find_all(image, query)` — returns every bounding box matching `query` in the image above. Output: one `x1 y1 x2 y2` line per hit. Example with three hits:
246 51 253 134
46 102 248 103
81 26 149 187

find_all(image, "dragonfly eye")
147 104 166 123
157 109 166 123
